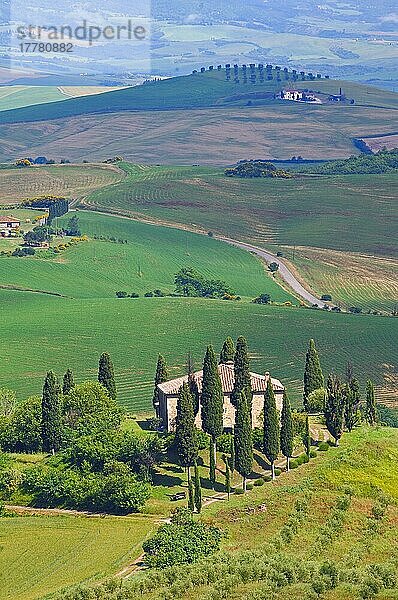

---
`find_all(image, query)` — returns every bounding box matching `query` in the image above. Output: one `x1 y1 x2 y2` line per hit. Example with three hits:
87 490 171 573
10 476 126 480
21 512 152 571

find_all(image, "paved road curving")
217 236 328 308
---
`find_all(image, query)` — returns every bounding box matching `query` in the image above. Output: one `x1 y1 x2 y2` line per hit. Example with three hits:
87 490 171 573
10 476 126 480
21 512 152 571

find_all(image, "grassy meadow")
51 426 398 600
82 164 398 312
85 165 398 257
0 86 126 113
0 514 156 600
0 211 290 300
285 247 398 314
0 164 124 205
0 290 396 411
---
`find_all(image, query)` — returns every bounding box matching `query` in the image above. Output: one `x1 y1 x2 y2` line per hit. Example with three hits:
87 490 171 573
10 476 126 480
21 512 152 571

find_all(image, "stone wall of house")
160 390 284 432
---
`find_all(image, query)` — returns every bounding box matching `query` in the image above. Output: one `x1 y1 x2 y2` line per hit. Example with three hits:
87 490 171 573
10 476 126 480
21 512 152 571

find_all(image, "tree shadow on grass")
152 472 184 488
162 465 184 474
201 478 225 493
253 450 271 472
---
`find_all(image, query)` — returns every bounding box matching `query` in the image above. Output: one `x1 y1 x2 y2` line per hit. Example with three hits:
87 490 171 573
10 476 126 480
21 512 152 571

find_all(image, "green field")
0 211 290 300
85 165 398 258
0 290 396 411
0 86 126 113
0 86 66 112
0 514 156 600
0 164 124 205
285 247 398 314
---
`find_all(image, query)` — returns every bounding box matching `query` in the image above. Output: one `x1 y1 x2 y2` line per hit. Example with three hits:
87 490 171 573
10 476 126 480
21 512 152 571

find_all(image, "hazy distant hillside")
1 0 397 87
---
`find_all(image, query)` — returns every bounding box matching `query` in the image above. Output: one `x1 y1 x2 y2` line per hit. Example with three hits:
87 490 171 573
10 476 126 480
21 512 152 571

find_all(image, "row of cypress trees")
172 336 295 497
303 339 379 444
41 352 116 453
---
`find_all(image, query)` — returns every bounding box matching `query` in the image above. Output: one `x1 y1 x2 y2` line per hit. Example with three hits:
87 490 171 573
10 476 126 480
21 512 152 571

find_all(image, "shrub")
252 293 271 305
235 488 245 495
254 478 265 486
318 442 329 452
246 483 254 490
310 449 317 458
143 508 222 568
289 460 298 469
274 468 282 476
263 475 272 482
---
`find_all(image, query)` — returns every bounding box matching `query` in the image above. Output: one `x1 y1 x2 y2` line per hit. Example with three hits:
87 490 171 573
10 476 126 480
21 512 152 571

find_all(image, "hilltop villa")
0 216 20 237
155 362 284 432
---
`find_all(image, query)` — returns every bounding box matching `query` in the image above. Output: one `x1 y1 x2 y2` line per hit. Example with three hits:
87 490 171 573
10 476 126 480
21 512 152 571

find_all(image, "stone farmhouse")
156 362 284 432
0 216 20 237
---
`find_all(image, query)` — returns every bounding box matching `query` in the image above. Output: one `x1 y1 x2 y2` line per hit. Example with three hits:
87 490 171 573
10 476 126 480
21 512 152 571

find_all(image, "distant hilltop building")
0 216 20 237
156 361 284 432
280 89 320 103
328 88 346 102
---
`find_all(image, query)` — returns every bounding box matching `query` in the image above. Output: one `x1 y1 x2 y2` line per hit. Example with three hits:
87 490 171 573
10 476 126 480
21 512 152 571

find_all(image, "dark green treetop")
234 391 253 486
201 345 223 441
41 370 62 453
324 373 345 445
62 369 75 395
232 336 252 408
152 354 168 410
263 378 280 475
303 339 324 411
98 352 117 401
219 337 235 364
280 389 294 462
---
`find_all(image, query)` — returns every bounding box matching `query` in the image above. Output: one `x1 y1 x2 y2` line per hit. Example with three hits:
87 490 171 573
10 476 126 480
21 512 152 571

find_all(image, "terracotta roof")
158 363 284 396
0 216 20 223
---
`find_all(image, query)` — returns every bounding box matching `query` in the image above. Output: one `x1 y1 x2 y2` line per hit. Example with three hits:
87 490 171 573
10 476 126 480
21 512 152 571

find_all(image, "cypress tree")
230 435 235 474
175 383 198 482
98 352 117 400
194 463 202 513
220 337 235 364
365 380 378 426
234 391 253 492
324 374 345 445
187 352 199 417
303 339 324 411
201 345 223 487
232 336 252 408
209 436 216 486
62 369 74 395
188 478 195 512
263 378 280 479
225 457 231 499
280 389 294 471
303 414 311 457
152 354 168 412
41 371 61 453
344 377 361 432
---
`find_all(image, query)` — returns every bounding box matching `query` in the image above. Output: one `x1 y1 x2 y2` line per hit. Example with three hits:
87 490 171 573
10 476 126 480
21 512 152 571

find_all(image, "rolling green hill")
1 69 397 125
85 164 398 258
0 164 124 205
49 426 398 600
0 289 396 411
0 211 289 301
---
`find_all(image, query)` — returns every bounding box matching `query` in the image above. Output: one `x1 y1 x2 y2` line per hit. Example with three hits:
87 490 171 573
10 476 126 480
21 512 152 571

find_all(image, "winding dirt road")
217 236 328 308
